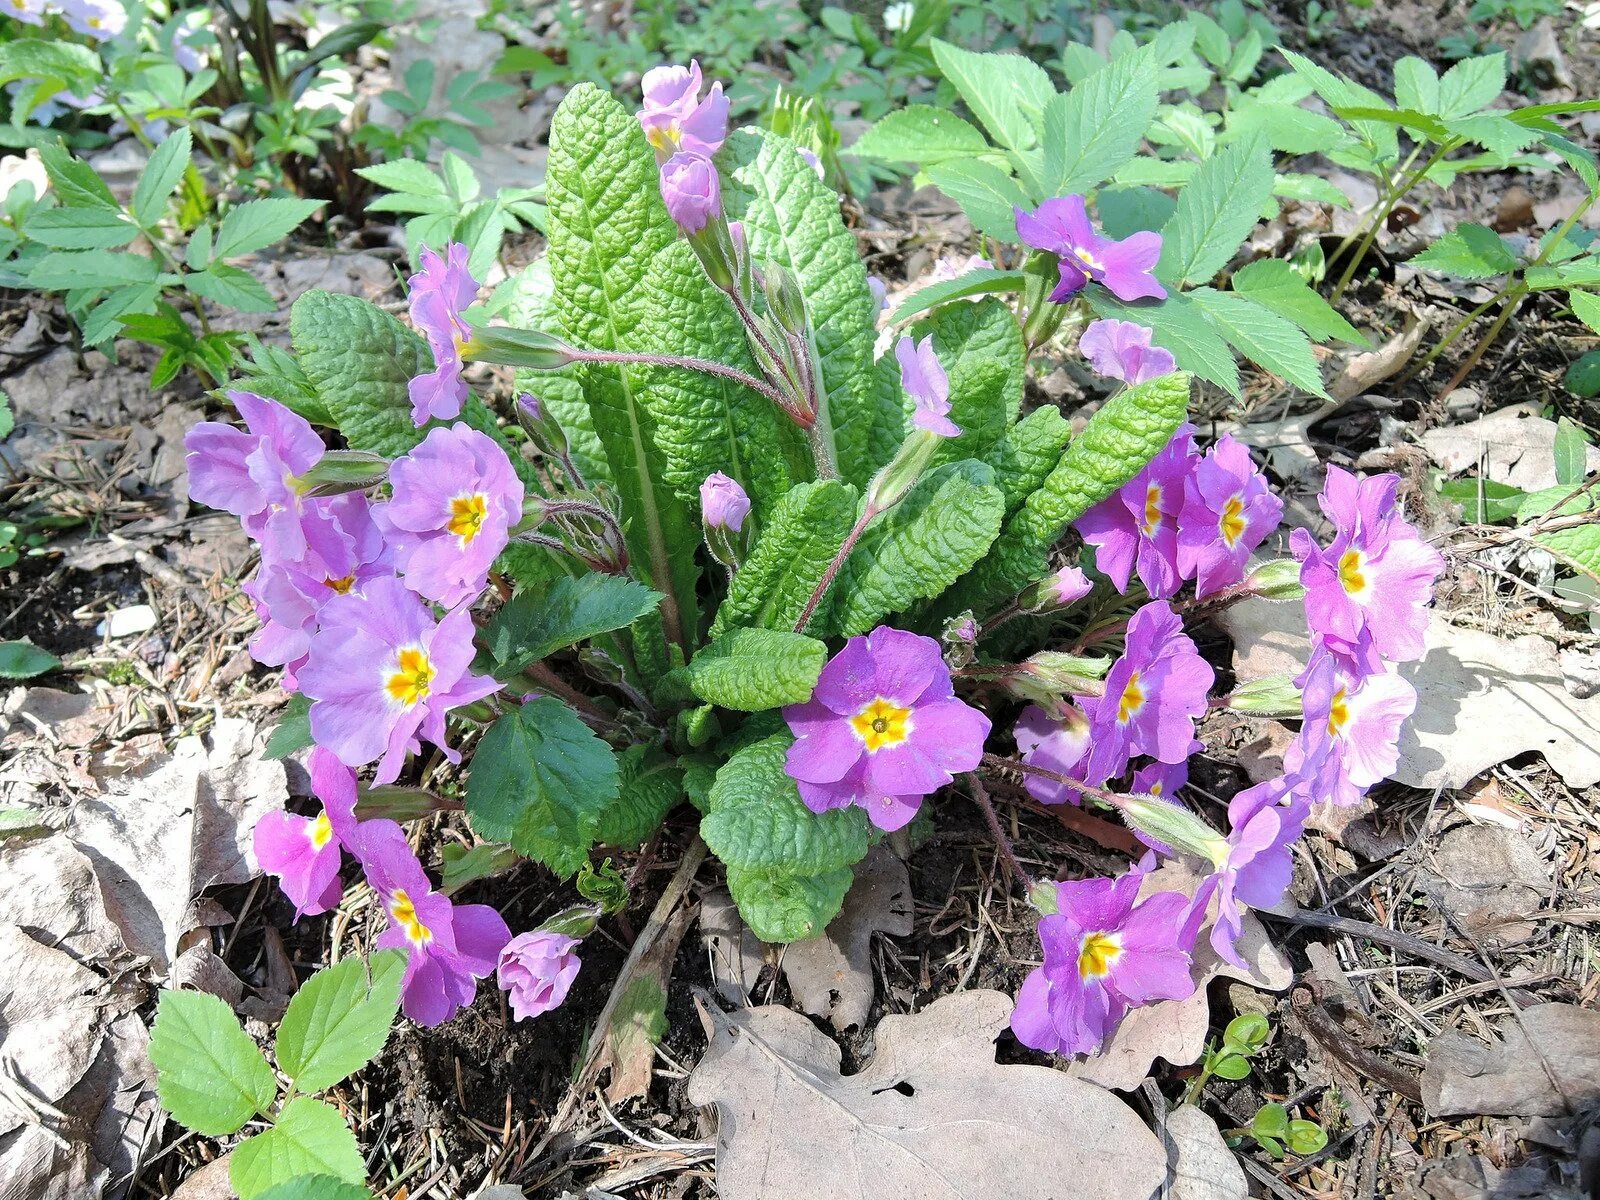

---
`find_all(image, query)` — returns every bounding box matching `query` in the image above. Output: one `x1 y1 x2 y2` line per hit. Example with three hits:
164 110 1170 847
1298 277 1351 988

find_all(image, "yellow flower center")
307 811 334 850
1326 686 1350 738
1148 780 1164 796
1069 246 1105 277
1219 494 1247 548
647 120 682 152
849 697 914 753
323 573 355 594
1117 670 1146 725
1078 931 1123 979
1338 548 1369 598
389 888 433 947
1142 483 1164 536
448 493 488 544
385 647 435 706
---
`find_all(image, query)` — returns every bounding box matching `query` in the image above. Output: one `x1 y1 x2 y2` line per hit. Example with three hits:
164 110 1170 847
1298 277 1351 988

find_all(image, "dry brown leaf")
1418 824 1550 943
1162 1104 1248 1200
167 1155 234 1199
686 989 1167 1200
1422 1003 1600 1117
1068 862 1293 1091
0 836 127 966
780 845 913 1032
700 887 765 1006
1329 318 1426 401
1422 402 1600 492
0 924 108 1140
1216 600 1600 790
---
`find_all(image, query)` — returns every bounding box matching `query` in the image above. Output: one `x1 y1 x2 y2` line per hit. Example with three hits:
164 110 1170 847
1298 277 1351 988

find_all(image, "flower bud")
942 610 977 668
661 151 720 235
537 903 602 940
466 324 578 370
1000 650 1110 709
864 429 942 514
1028 877 1061 915
761 261 808 335
516 391 572 460
1245 557 1307 601
1121 795 1229 864
699 471 750 533
298 450 389 496
1225 674 1303 717
1021 564 1093 613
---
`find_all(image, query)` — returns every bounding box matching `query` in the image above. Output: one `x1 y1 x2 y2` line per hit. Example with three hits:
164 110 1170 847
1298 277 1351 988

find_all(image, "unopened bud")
1226 674 1303 718
761 261 808 334
865 429 942 514
466 324 578 370
537 903 602 939
1028 877 1061 915
1121 795 1229 864
942 611 977 669
1003 651 1110 709
1245 557 1306 601
516 391 573 462
299 450 389 496
1020 564 1093 613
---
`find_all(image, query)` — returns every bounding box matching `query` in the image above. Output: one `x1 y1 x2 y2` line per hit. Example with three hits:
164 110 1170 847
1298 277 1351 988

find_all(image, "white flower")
884 1 915 33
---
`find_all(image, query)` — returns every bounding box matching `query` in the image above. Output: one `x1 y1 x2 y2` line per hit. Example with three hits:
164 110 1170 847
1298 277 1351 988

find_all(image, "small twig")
965 773 1032 894
1290 986 1423 1104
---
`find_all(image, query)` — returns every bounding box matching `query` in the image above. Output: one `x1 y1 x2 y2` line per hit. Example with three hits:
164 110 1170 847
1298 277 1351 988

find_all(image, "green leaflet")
632 239 807 519
914 297 1025 471
287 291 530 479
952 372 1191 612
983 404 1074 518
596 745 684 848
701 734 869 941
481 573 661 678
1186 288 1328 398
1157 133 1274 288
720 128 879 484
230 1097 364 1200
545 83 700 656
685 628 828 711
834 460 1005 637
709 479 858 638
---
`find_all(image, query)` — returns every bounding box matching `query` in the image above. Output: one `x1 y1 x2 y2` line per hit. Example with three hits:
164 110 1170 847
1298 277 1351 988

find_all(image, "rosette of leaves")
253 81 1191 943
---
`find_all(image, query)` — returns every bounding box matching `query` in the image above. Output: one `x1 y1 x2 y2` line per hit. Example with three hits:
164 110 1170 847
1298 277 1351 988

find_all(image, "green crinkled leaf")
465 696 620 878
1157 133 1274 287
720 128 879 484
701 734 871 878
482 574 661 678
1230 258 1365 345
686 628 827 711
596 745 683 847
632 239 807 519
726 864 853 943
1537 524 1600 581
709 479 858 638
954 372 1191 610
149 990 276 1137
1186 288 1328 397
274 952 405 1094
545 83 700 656
230 1097 365 1200
834 460 1005 636
984 404 1074 518
913 297 1024 471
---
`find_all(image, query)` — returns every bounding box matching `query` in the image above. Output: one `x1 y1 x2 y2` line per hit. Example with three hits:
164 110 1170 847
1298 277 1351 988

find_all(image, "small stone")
1514 19 1573 92
1443 387 1482 421
95 604 157 639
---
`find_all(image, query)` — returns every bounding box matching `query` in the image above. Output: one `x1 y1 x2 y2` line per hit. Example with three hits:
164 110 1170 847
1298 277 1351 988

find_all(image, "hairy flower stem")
567 348 793 411
982 752 1129 813
793 502 877 633
967 773 1033 894
520 661 617 730
977 599 1026 638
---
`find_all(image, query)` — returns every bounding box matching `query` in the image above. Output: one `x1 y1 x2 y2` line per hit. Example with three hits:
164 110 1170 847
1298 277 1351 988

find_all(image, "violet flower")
3 0 47 26
1291 466 1445 675
185 390 324 562
407 243 480 427
252 748 360 918
659 151 721 234
1198 776 1308 970
1010 868 1198 1056
783 626 991 832
375 423 523 607
497 931 581 1020
699 471 750 532
896 334 959 438
1076 427 1196 598
1015 196 1167 303
638 60 729 156
354 819 511 1026
1014 703 1093 806
60 0 127 39
1080 319 1175 385
1083 600 1213 782
1176 434 1283 599
1285 647 1417 809
298 576 501 784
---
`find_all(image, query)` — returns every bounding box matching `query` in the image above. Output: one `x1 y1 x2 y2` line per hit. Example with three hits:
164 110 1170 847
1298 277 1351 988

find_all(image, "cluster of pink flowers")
1007 442 1444 1056
183 243 598 1027
638 61 730 233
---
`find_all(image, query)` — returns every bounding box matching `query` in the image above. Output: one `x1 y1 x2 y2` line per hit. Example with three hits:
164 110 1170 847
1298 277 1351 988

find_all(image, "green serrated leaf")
720 127 880 484
1043 47 1161 195
133 128 193 229
1536 524 1600 580
187 264 276 313
355 158 446 196
37 141 118 211
230 1097 365 1200
685 628 827 710
28 250 160 289
930 39 1053 152
255 1177 371 1200
888 268 1027 325
1231 258 1365 345
984 404 1075 517
275 951 405 1093
1410 224 1518 279
849 105 990 165
1158 133 1275 286
1436 53 1506 120
465 696 620 878
1570 290 1600 335
1187 288 1327 396
923 158 1029 241
596 745 683 848
710 479 859 638
482 574 661 678
1554 416 1590 487
22 206 139 250
0 639 62 679
149 990 277 1137
835 460 1005 636
214 197 325 260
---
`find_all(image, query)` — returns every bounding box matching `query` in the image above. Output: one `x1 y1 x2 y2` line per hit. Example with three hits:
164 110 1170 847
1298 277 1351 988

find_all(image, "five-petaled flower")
253 747 360 918
299 575 501 784
1010 868 1198 1056
1176 434 1283 599
376 423 524 607
1016 195 1167 303
638 60 729 156
1014 703 1093 806
1197 777 1308 969
1079 319 1176 385
1076 428 1195 599
783 627 990 831
407 243 480 426
1286 647 1417 809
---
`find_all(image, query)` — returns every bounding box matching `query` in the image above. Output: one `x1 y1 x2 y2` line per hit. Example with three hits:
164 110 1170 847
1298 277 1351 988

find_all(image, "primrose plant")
182 59 1443 1081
